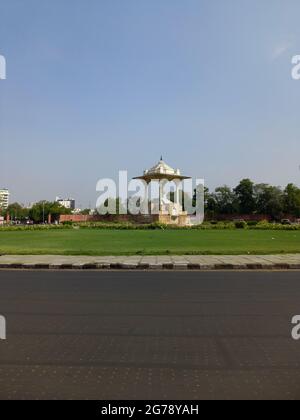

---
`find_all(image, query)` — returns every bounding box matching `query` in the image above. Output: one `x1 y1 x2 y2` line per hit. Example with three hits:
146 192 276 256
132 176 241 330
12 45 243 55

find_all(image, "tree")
234 179 256 214
203 187 218 217
191 186 215 216
80 209 91 215
29 201 72 223
283 184 300 217
254 184 284 219
213 186 239 215
6 203 29 221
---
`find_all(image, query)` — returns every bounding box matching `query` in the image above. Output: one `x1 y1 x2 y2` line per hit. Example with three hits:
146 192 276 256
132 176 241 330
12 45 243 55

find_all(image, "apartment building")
0 189 9 209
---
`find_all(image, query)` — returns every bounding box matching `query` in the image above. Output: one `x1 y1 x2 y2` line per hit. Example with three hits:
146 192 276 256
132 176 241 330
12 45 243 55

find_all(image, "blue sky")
0 0 300 207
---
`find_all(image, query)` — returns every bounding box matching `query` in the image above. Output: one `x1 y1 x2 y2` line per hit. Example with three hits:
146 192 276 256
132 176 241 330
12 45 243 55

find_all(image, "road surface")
0 270 299 400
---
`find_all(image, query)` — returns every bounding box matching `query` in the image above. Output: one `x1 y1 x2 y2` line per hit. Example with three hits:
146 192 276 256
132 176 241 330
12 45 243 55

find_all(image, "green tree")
203 187 218 217
6 203 29 221
254 184 284 218
29 201 71 223
213 186 239 215
80 209 91 215
234 179 256 214
283 184 300 217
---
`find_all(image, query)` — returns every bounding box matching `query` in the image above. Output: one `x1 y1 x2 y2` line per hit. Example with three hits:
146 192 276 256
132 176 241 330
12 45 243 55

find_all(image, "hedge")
1 220 300 231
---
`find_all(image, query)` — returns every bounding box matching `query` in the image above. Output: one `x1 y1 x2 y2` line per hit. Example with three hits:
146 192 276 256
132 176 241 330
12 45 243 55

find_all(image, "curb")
0 263 300 271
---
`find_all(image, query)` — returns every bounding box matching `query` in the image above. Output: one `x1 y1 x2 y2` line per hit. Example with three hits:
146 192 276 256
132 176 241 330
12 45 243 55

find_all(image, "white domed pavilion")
133 157 191 225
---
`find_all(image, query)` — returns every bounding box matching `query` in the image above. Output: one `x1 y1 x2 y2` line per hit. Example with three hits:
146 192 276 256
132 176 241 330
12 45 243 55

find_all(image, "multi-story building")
56 197 75 211
0 189 9 210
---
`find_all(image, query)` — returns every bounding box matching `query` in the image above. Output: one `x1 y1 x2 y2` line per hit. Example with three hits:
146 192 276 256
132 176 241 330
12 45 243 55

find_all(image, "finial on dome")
160 155 163 161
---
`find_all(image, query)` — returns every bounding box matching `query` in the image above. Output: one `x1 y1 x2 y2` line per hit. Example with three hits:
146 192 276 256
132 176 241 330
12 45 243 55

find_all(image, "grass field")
0 228 300 255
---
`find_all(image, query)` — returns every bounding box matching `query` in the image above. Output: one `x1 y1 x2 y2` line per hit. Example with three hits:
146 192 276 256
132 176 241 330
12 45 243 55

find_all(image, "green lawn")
0 229 300 255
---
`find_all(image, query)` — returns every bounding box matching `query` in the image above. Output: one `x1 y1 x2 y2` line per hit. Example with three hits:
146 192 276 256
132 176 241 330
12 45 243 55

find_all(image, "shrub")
0 224 73 232
62 221 73 226
235 221 248 229
147 222 168 230
247 221 258 227
252 221 300 230
1 220 300 232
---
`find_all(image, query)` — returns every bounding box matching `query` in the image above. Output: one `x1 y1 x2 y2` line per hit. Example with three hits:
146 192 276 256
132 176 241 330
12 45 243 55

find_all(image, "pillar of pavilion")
133 157 191 226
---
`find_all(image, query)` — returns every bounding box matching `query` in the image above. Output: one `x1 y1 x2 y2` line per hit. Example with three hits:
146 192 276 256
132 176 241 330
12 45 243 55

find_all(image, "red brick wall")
59 214 159 224
60 213 299 224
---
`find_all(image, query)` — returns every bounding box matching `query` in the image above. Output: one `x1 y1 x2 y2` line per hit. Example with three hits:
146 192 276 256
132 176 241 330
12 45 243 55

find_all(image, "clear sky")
0 0 300 208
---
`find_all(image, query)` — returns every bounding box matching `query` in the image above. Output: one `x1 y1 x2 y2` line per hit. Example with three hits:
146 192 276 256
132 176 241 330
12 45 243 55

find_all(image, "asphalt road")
0 270 300 400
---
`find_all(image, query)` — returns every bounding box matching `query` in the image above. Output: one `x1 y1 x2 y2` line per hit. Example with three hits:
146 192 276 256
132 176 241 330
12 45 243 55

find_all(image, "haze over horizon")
1 0 300 207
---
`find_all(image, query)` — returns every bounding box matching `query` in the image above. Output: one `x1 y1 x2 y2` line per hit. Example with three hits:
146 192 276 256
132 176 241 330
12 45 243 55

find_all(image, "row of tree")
0 201 72 223
202 180 300 218
1 180 300 222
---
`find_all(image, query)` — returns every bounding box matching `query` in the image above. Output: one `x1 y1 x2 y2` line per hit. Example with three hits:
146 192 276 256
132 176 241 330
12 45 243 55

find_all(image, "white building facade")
0 189 9 210
56 197 75 211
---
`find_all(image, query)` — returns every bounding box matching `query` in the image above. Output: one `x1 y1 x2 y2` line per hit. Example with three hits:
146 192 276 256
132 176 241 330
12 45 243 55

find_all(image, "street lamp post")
42 201 45 225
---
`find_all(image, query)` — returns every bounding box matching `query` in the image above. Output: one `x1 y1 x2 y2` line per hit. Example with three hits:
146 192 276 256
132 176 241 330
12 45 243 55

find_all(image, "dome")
133 157 191 181
145 158 180 176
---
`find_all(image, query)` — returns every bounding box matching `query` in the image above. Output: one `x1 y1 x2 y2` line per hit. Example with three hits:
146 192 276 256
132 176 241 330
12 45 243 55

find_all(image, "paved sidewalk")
0 254 300 270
